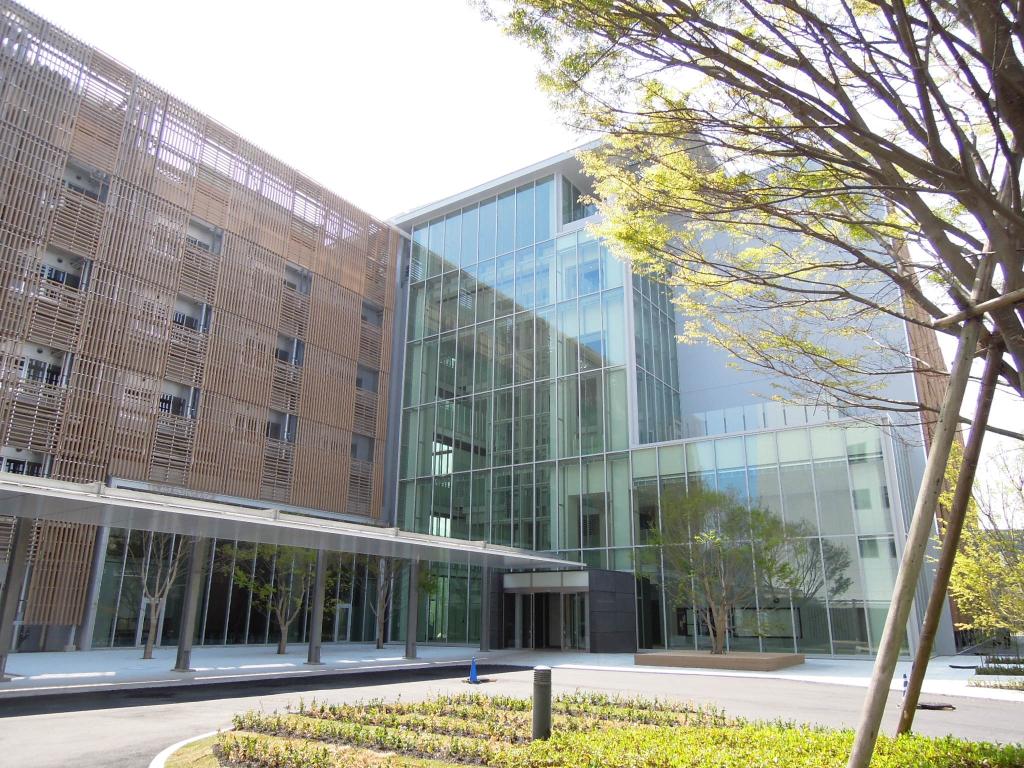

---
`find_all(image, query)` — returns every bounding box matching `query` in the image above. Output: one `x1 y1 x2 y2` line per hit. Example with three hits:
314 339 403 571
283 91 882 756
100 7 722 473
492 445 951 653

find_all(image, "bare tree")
138 532 192 660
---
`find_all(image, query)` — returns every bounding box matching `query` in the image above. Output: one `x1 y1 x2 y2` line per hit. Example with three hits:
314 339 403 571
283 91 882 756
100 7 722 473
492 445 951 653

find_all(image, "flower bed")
204 692 1023 768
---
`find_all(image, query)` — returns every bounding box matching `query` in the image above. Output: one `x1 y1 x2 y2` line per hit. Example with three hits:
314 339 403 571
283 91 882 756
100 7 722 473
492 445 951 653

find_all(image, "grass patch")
969 678 1024 691
165 735 223 768
204 693 1023 768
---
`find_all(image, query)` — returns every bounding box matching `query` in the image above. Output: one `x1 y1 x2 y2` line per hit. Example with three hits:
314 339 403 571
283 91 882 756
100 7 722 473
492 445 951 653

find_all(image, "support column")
405 559 419 660
0 518 32 681
479 567 491 652
306 550 327 665
173 537 209 673
77 525 110 651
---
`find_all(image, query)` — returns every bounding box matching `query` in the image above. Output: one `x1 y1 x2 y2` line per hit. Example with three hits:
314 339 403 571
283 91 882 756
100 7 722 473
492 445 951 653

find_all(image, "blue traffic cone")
469 656 479 684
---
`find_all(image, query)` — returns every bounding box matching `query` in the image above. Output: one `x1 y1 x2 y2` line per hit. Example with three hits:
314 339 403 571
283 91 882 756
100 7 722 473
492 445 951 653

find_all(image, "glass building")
390 150 947 656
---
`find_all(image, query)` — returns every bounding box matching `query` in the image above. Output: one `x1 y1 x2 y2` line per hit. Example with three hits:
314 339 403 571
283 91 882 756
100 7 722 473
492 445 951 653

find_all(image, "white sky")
19 0 1024 514
20 0 581 219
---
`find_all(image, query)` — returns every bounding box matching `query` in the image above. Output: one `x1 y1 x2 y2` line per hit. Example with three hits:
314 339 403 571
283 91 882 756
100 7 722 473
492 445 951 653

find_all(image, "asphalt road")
0 664 1021 768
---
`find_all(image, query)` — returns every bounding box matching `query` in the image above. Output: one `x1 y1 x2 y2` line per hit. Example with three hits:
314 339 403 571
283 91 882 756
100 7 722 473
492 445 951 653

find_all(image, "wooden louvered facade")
0 1 399 624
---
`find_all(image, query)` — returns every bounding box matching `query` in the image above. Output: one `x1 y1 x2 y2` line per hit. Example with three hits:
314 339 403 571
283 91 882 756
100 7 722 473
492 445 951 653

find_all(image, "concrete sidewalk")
1 643 1021 703
0 643 481 698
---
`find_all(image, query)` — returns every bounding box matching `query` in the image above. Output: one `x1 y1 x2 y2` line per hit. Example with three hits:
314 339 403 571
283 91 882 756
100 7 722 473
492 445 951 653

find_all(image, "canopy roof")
0 474 579 570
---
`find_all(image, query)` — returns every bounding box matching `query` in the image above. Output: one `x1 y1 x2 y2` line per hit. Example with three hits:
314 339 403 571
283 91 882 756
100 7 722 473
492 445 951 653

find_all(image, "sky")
19 0 581 219
17 0 1024 516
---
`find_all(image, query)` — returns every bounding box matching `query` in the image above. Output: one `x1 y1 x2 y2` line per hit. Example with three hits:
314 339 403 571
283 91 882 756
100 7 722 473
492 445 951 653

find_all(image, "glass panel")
582 456 607 549
778 429 810 463
557 233 578 300
605 368 629 452
535 462 556 550
470 471 490 540
608 454 632 549
431 474 452 536
472 394 491 469
475 259 495 322
443 212 461 269
535 379 554 461
602 242 623 289
461 205 478 266
495 252 515 318
811 427 846 460
427 218 444 277
559 460 581 550
423 277 442 337
535 240 555 308
557 300 579 376
493 388 513 467
578 293 603 371
400 408 418 478
792 538 831 654
515 246 535 309
535 176 553 242
453 397 473 473
514 312 535 383
470 325 493 396
578 236 603 294
827 537 870 655
491 468 512 545
850 457 892 534
748 465 783 516
458 271 476 329
580 371 604 455
659 444 685 476
685 441 715 472
514 383 534 464
437 333 456 399
780 463 818 533
478 198 496 260
496 190 515 255
514 465 534 549
407 282 425 340
534 306 554 381
420 338 438 405
815 460 855 535
557 375 580 459
410 226 427 283
515 184 534 248
494 315 514 388
745 433 777 466
632 447 658 477
603 287 626 366
715 437 745 470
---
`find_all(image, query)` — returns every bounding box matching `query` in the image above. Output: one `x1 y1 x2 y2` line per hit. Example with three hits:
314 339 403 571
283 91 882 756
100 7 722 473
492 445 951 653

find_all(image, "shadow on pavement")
0 663 526 718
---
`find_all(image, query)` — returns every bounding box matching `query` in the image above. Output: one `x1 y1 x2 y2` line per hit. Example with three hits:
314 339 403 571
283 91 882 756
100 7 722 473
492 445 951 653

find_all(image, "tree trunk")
710 605 727 654
142 598 160 660
277 633 287 655
896 342 1002 734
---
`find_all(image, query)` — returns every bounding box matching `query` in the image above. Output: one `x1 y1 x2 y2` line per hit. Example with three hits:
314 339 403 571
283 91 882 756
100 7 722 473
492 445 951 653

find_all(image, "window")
41 265 80 289
351 434 374 461
173 311 199 331
266 411 296 443
283 264 311 294
24 358 62 385
562 178 597 225
355 365 379 393
3 458 43 476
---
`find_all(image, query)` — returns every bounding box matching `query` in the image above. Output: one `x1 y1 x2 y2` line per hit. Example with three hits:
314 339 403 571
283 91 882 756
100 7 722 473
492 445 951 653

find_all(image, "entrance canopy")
0 474 579 570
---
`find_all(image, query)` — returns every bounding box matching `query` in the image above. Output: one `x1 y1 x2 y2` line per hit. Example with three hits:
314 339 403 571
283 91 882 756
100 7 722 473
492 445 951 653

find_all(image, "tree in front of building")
366 556 437 649
228 544 335 655
656 487 851 655
138 532 193 660
948 447 1024 636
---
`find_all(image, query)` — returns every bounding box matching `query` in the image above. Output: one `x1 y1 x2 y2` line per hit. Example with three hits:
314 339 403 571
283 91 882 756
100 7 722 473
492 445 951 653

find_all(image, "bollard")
903 673 908 698
470 657 479 684
532 665 551 740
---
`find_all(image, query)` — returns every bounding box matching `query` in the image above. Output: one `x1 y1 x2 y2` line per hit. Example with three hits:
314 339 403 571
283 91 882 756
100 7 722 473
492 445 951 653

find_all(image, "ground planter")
634 650 805 671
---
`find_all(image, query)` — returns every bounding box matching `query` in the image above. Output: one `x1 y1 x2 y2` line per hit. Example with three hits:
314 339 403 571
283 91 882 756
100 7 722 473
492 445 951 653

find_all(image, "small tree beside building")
138 532 193 660
656 487 852 654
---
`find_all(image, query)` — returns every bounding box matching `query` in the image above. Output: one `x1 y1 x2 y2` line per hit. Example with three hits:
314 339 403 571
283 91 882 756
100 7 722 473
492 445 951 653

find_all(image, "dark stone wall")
587 569 637 653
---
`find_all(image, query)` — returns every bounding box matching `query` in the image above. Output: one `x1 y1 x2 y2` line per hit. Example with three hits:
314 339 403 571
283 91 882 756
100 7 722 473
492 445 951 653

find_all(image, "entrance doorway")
504 592 588 651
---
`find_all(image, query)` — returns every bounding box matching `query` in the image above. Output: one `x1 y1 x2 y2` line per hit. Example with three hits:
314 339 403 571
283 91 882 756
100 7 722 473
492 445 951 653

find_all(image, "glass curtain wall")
633 273 682 444
90 540 361 649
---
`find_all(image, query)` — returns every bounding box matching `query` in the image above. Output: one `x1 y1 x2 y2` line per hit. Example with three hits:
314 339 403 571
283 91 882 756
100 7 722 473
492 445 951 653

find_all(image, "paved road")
0 664 1021 768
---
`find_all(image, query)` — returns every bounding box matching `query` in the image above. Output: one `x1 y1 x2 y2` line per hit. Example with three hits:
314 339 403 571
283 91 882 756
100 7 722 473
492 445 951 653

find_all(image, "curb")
148 729 221 768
